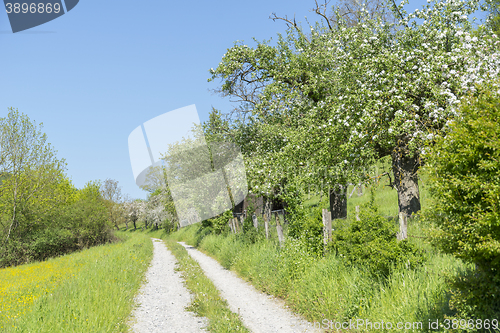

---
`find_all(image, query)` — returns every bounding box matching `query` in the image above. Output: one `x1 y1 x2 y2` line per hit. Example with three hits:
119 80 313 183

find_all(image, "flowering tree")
123 199 146 230
143 192 174 230
209 0 500 216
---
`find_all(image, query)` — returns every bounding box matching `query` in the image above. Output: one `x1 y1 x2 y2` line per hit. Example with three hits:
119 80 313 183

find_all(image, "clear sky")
0 0 485 200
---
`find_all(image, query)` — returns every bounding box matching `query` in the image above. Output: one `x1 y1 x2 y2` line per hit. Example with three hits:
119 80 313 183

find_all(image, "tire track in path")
179 242 322 333
131 238 208 333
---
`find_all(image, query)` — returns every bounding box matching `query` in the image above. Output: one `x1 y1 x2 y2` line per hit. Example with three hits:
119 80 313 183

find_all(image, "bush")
55 196 112 248
424 82 500 319
295 208 324 257
239 215 262 244
163 219 176 234
27 228 78 259
0 181 114 268
200 210 232 235
281 187 323 257
331 202 426 279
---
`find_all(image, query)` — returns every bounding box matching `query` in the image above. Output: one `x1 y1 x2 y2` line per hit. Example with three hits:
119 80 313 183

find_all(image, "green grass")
0 232 153 332
124 162 466 332
173 225 470 332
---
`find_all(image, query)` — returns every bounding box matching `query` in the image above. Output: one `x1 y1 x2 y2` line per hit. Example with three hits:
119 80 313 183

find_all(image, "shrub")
0 181 114 268
200 210 232 235
424 82 500 319
331 202 426 279
163 218 176 234
55 195 112 248
27 228 78 259
296 208 324 257
239 215 262 244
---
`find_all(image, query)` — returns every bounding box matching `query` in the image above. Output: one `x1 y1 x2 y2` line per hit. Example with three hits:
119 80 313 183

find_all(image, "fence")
228 202 422 247
229 204 287 246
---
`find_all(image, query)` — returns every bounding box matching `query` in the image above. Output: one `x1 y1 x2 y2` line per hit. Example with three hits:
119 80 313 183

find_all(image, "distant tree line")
0 109 135 267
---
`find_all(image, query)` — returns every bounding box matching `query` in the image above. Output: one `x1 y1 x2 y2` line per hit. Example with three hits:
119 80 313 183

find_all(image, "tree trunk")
329 185 347 219
391 145 421 216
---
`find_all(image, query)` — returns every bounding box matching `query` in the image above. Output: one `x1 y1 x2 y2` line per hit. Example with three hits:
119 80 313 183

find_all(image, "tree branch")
313 0 334 31
270 13 310 43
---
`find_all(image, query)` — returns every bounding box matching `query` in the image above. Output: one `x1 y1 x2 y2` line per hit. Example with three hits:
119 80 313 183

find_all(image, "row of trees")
141 0 499 236
0 109 107 266
206 0 500 220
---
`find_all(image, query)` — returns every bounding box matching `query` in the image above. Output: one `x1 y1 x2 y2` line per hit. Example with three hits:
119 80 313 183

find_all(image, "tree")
333 0 395 27
486 0 500 35
209 0 500 217
0 108 66 243
144 192 173 230
123 199 146 230
209 0 394 218
61 180 111 249
424 81 500 318
100 178 125 231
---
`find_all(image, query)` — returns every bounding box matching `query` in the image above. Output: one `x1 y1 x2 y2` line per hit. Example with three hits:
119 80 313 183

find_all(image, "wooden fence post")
252 214 258 229
264 214 269 239
264 200 270 239
357 184 363 196
229 218 234 233
322 209 332 245
397 212 408 241
240 215 245 232
234 217 240 233
275 213 284 246
355 205 360 221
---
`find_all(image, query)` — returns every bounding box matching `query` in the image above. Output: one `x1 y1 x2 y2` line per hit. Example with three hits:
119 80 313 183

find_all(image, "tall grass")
0 232 153 332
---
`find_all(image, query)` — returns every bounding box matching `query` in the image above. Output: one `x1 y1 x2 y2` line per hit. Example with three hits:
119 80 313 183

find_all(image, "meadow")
0 232 152 332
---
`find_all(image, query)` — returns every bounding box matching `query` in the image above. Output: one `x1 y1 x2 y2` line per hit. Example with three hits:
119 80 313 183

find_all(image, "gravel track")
179 241 322 333
130 238 208 333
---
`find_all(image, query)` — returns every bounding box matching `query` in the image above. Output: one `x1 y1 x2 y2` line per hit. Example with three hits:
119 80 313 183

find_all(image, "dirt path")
179 242 322 333
130 238 207 333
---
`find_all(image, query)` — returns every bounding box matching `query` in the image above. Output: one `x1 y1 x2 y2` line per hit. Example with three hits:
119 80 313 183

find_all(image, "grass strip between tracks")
163 238 250 333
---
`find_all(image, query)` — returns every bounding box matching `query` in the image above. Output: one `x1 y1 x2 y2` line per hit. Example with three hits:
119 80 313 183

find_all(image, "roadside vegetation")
151 0 500 330
0 109 140 268
169 177 472 332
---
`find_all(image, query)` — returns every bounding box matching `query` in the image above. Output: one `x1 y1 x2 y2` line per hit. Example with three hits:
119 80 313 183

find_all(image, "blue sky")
0 0 485 200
